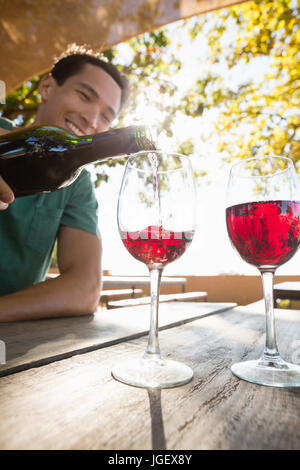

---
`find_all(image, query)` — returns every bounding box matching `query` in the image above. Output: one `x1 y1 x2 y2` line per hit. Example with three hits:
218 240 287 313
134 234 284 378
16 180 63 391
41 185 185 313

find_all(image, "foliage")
0 75 43 126
186 0 300 164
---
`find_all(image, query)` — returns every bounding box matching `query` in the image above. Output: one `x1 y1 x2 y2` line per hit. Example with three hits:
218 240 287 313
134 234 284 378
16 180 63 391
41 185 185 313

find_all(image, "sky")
93 12 300 277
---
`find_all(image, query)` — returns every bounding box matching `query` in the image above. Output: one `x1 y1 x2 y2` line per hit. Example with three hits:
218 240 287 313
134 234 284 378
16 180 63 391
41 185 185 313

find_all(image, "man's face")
38 63 122 135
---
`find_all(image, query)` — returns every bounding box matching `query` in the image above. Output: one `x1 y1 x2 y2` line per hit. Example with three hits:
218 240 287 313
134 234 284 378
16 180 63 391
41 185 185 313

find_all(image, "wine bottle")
0 125 155 197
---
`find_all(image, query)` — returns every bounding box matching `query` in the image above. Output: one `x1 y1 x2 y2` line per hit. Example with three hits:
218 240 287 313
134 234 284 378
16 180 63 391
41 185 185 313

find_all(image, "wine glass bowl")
226 155 300 387
120 225 193 268
111 151 196 388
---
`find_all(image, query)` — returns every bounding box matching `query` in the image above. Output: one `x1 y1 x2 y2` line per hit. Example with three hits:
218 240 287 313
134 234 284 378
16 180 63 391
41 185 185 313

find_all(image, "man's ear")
38 74 56 103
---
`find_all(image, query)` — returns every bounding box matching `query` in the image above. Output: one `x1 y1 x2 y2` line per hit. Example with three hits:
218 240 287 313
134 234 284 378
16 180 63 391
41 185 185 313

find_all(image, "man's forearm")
0 272 100 322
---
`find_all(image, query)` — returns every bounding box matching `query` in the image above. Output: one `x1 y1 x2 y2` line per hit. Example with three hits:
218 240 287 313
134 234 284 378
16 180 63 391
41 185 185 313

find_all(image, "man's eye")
78 90 90 101
101 114 110 123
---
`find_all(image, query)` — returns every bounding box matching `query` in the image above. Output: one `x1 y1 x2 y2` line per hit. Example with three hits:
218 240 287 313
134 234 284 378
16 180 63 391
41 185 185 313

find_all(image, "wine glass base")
112 355 193 389
231 359 300 387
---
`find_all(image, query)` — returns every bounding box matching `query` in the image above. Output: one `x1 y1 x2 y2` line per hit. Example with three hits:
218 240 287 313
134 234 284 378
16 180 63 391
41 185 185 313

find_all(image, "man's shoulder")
71 169 94 190
0 127 9 136
0 123 29 136
0 126 19 136
0 117 15 134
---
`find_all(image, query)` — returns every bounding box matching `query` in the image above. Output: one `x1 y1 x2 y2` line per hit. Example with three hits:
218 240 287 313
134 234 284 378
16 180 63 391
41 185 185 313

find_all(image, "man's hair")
51 44 130 113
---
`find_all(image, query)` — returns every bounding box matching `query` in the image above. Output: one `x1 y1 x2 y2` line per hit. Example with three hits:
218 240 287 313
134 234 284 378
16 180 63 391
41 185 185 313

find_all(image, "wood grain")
0 302 236 377
107 291 208 309
0 302 299 450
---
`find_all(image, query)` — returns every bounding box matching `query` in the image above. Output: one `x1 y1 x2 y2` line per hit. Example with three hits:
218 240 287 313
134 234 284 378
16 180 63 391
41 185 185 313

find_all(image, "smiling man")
0 45 130 321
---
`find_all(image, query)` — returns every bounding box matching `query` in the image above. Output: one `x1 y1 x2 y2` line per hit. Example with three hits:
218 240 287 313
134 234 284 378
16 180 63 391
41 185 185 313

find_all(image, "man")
0 45 130 321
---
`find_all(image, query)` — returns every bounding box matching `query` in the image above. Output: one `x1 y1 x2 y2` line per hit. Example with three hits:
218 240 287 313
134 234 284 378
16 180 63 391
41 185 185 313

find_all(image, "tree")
185 0 300 164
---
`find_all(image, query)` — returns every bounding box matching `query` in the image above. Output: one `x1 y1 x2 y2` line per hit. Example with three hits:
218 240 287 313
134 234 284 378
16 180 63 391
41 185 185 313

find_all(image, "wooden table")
47 273 187 294
0 302 233 377
102 275 187 293
47 274 187 292
274 282 300 306
1 300 300 450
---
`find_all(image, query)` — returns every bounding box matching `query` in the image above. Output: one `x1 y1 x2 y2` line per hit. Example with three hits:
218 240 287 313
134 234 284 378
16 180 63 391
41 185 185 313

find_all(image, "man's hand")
0 176 14 209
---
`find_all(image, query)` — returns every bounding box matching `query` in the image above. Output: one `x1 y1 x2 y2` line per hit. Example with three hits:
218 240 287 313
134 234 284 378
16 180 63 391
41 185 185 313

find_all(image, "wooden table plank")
274 282 300 306
0 301 299 450
102 276 187 292
47 273 186 292
274 282 300 295
47 273 188 292
0 302 236 377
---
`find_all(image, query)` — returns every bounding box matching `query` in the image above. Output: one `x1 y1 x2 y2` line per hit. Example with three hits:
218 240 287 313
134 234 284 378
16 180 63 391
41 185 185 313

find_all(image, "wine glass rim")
126 150 191 174
230 155 294 178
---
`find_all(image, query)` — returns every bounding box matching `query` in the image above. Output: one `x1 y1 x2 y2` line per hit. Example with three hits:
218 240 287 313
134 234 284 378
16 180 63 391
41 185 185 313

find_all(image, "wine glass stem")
260 270 281 361
144 267 163 360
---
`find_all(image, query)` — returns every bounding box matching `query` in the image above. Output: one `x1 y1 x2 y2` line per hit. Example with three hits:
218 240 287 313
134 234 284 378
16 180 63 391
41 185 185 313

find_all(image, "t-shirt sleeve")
60 169 100 236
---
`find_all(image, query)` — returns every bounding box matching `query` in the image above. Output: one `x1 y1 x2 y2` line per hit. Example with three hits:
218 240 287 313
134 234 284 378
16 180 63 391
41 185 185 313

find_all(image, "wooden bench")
273 282 300 307
100 289 143 307
107 291 208 309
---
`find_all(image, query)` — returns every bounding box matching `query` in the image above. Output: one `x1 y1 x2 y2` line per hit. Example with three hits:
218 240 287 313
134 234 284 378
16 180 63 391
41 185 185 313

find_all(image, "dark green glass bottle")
0 125 155 197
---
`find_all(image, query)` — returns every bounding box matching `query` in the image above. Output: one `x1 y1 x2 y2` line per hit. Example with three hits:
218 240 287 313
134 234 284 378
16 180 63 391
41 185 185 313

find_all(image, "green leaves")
197 0 300 164
0 75 43 126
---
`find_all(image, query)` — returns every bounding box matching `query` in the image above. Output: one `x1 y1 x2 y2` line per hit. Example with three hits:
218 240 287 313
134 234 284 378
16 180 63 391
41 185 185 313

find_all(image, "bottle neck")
89 126 154 164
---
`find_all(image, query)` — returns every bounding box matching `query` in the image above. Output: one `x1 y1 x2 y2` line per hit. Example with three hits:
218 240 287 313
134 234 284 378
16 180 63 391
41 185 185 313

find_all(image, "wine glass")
226 155 300 387
111 150 196 388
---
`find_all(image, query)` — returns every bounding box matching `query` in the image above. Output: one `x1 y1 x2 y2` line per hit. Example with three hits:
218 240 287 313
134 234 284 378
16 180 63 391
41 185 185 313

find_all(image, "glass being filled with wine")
226 155 300 387
111 151 196 388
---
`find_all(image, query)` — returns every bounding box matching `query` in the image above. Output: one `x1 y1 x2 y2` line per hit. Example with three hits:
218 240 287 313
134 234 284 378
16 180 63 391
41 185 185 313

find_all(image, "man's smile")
65 119 85 136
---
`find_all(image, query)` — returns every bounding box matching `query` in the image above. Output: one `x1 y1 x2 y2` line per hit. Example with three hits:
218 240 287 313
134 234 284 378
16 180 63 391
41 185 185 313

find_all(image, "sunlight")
132 96 163 142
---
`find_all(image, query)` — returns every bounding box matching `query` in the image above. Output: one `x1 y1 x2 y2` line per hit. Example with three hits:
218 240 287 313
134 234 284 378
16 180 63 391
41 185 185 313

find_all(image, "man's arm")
0 226 102 322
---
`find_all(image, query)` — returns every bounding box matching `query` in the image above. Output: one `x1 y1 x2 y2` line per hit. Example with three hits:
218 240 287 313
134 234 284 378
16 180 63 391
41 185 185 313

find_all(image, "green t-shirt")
0 169 99 296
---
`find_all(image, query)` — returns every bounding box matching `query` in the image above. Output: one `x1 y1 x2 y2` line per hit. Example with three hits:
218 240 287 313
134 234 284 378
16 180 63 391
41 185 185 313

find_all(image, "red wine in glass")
226 155 300 387
120 225 194 267
226 200 300 268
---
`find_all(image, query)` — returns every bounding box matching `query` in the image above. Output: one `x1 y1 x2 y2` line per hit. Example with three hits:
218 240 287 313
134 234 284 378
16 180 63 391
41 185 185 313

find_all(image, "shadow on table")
147 389 166 450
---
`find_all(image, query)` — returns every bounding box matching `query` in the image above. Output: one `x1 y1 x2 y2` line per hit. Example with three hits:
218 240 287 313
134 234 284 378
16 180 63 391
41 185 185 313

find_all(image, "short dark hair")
51 44 130 113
